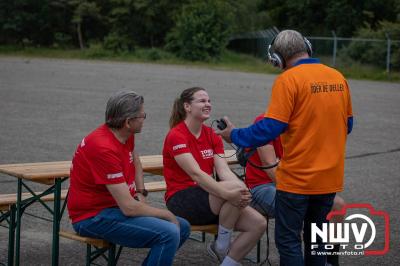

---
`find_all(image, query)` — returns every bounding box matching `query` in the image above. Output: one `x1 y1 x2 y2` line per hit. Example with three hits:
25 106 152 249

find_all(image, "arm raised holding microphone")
216 116 287 147
217 29 353 266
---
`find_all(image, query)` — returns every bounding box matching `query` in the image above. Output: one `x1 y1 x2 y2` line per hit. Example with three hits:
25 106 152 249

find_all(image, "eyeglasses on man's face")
133 112 146 119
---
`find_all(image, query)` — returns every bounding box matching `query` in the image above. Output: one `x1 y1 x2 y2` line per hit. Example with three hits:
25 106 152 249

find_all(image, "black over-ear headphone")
267 35 313 69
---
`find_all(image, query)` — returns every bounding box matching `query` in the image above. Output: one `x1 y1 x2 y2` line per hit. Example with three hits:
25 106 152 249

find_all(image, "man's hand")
164 210 180 226
134 193 147 203
215 116 235 143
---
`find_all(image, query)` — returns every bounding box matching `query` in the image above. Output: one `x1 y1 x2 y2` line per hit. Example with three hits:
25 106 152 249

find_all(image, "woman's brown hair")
169 87 206 128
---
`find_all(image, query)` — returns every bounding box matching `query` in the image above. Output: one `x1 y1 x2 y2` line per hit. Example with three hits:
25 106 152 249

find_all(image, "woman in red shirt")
163 87 266 265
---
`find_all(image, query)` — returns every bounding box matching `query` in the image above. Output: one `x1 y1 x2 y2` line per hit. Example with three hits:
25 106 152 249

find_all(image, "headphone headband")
267 34 313 69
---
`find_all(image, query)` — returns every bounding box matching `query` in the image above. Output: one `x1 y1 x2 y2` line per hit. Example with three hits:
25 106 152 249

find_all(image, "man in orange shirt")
218 30 353 266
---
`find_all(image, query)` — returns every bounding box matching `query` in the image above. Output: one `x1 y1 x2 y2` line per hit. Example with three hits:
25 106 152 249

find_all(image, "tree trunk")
77 22 84 50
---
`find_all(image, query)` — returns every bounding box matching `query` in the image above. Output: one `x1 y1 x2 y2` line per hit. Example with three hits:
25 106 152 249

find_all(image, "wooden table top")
0 150 238 182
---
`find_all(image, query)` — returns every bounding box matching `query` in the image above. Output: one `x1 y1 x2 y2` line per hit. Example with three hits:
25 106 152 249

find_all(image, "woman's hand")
225 187 252 208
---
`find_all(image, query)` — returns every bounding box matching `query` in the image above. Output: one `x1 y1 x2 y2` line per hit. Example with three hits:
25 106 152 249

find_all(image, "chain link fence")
228 28 400 74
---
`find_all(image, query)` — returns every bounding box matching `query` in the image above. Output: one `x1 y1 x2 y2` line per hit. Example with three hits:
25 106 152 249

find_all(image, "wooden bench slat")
59 231 110 248
0 179 165 211
191 224 218 235
146 181 166 192
59 224 218 249
0 189 68 211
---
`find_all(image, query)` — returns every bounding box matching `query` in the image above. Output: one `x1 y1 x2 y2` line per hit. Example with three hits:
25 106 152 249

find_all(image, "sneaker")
207 241 226 263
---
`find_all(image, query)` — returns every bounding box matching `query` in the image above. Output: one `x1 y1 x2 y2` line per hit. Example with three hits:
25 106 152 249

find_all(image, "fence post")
332 31 337 67
385 33 391 73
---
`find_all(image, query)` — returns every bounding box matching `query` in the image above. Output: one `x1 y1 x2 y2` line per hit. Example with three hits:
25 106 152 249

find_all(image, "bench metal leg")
7 205 16 266
107 245 116 266
15 178 22 266
86 245 91 266
85 243 120 266
51 178 62 266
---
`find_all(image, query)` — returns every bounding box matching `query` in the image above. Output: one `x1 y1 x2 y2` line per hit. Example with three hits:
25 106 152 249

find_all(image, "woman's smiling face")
185 90 211 121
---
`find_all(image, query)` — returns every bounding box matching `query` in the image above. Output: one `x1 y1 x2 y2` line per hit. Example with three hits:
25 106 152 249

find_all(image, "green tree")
132 0 188 47
69 0 101 49
0 0 59 45
103 0 188 51
226 0 272 34
259 0 399 36
166 0 233 61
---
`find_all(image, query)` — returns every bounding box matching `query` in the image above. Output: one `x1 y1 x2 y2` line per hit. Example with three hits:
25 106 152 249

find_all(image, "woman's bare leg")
228 206 267 261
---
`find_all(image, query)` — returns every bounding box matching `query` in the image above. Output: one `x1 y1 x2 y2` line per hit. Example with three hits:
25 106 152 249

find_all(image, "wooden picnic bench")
0 190 69 212
0 189 69 266
58 180 219 265
0 180 217 266
0 150 238 265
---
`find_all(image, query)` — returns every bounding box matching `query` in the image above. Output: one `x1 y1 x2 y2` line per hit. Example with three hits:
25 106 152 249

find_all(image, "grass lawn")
0 45 398 82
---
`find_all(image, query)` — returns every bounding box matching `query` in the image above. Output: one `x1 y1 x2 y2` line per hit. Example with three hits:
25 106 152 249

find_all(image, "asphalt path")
0 57 399 265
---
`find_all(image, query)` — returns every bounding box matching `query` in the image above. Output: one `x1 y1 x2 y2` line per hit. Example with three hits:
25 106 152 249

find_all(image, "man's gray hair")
273 30 308 62
105 91 144 129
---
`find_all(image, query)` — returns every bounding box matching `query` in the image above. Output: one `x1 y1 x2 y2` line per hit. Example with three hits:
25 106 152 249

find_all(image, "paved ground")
0 57 399 265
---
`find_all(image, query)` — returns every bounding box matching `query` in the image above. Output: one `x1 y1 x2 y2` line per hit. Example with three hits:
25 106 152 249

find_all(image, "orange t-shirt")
265 62 352 194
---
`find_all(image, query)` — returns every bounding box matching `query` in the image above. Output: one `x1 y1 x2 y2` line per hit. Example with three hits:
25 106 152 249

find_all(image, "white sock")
215 224 233 254
220 256 241 266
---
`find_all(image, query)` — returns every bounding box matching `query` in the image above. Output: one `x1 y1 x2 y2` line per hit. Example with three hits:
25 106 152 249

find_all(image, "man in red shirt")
68 91 190 266
244 114 282 218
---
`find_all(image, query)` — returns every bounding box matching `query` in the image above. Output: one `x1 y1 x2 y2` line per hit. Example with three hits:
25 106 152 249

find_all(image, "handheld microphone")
216 118 227 130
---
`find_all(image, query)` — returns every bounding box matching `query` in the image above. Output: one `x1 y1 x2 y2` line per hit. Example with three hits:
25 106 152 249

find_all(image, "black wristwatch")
136 188 148 197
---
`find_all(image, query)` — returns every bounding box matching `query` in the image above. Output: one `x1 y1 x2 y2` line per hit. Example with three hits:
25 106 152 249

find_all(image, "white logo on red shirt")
129 152 133 163
107 172 123 179
200 149 214 159
173 144 187 151
80 138 86 147
128 182 135 192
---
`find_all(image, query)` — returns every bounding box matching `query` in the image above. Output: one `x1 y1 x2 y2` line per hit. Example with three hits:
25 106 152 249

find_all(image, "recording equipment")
237 147 280 169
211 118 280 170
267 35 313 69
216 118 227 130
236 147 256 167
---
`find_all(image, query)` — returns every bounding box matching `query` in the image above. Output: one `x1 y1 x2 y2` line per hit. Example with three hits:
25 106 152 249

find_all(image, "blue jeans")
73 208 191 266
250 182 276 218
275 190 335 266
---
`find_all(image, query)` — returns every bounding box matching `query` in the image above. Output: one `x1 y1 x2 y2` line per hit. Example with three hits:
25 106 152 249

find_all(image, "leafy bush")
103 32 135 52
165 0 233 61
340 21 400 70
53 33 73 48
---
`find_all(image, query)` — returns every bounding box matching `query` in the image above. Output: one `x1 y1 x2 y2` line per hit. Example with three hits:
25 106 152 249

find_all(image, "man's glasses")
133 112 146 119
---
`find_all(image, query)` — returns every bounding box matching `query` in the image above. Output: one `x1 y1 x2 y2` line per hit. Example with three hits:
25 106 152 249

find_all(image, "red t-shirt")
163 121 224 202
67 124 136 223
245 115 283 189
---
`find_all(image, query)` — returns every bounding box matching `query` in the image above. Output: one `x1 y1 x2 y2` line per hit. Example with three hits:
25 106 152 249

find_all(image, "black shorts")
166 186 219 225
